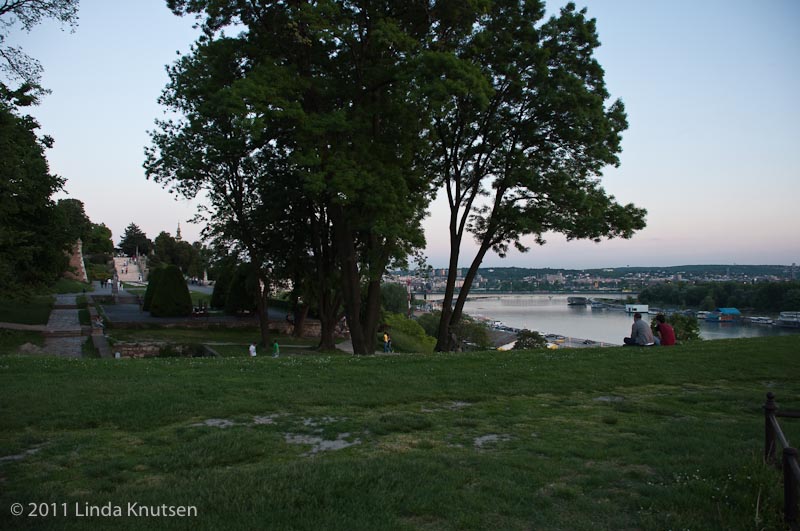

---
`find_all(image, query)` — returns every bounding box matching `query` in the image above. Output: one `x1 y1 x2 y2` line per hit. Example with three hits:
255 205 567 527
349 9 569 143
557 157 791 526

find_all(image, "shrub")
668 313 701 342
142 267 165 311
513 329 547 350
453 316 490 350
224 263 257 315
149 265 192 317
381 283 409 315
651 313 701 342
415 311 441 338
383 313 435 354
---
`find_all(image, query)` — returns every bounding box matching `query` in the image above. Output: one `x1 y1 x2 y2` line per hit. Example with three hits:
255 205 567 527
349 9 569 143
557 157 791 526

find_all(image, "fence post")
784 447 798 527
765 392 778 464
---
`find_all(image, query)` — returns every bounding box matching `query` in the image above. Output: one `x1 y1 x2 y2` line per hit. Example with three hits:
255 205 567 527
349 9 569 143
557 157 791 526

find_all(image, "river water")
428 294 800 346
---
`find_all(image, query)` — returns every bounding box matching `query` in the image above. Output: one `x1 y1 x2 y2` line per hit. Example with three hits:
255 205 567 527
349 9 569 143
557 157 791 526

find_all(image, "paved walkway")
43 294 85 357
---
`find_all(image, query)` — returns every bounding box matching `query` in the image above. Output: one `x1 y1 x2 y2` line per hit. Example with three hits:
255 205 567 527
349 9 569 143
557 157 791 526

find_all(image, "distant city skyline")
6 0 799 269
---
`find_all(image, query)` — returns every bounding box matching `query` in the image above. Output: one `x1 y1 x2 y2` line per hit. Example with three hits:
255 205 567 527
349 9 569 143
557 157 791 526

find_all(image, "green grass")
51 278 92 294
0 295 53 324
107 327 312 346
1 336 799 530
0 329 44 355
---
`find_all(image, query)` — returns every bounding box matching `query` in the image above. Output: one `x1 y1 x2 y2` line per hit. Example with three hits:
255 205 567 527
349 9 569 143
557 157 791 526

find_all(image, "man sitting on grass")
623 312 655 347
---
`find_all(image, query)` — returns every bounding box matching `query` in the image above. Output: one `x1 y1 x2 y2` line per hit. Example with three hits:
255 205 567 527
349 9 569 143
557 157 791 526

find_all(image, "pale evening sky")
5 0 799 269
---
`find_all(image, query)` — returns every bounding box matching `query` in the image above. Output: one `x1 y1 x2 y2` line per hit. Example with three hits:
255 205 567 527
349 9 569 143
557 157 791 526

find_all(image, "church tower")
176 223 183 241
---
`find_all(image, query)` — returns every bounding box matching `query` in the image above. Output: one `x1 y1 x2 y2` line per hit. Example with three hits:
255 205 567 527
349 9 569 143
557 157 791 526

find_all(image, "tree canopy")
0 85 69 294
149 0 646 353
118 223 152 256
149 0 444 353
429 2 647 350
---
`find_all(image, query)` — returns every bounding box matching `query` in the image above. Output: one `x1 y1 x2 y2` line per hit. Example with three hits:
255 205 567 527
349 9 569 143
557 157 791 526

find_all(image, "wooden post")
784 447 798 528
766 392 778 464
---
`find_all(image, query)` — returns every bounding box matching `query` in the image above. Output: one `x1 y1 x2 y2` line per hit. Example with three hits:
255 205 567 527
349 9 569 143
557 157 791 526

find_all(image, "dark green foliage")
452 317 491 351
149 265 192 317
0 85 70 295
639 281 800 312
381 283 409 315
210 266 233 309
224 263 257 315
53 198 91 244
383 313 435 354
668 314 701 342
142 267 165 312
513 329 547 350
152 231 200 274
431 1 646 350
415 311 441 339
118 223 152 256
84 223 114 255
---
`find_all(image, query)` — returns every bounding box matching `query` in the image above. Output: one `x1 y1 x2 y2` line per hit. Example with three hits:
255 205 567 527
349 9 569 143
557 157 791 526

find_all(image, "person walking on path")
272 340 280 358
623 312 655 346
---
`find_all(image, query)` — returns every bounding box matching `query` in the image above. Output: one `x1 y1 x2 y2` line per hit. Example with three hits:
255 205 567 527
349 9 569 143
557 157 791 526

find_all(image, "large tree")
118 223 152 256
0 84 69 293
153 0 443 353
0 1 80 294
429 2 647 351
84 222 113 255
54 198 91 244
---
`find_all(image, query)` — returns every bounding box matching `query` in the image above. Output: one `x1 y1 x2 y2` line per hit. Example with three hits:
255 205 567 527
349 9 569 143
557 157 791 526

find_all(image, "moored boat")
705 307 741 323
567 296 588 306
776 311 800 328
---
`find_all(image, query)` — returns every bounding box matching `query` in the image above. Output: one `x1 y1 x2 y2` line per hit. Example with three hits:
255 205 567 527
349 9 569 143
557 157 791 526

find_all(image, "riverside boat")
776 311 800 328
567 296 589 306
705 308 741 323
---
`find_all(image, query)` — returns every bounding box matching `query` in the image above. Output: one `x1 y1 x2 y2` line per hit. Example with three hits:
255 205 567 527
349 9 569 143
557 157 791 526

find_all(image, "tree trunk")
361 278 382 353
292 304 308 338
317 291 341 351
450 242 492 330
435 212 464 351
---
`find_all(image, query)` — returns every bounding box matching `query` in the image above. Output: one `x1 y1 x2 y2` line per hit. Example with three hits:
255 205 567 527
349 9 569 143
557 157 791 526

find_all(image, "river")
426 294 800 346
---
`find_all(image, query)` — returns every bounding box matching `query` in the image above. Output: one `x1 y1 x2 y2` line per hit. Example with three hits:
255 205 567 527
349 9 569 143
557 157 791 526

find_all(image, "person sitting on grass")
654 314 676 346
623 312 655 347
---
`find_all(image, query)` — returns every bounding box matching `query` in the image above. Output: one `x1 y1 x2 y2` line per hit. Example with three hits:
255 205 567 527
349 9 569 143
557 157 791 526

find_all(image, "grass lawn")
52 278 92 294
1 336 799 530
0 296 53 325
0 330 44 355
106 327 314 347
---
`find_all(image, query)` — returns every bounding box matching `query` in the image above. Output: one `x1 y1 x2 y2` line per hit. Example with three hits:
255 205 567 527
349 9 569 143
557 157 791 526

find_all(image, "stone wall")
63 239 88 283
112 342 215 358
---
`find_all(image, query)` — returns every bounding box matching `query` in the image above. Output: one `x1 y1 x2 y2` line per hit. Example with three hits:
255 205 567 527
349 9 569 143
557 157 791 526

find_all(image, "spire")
176 223 182 241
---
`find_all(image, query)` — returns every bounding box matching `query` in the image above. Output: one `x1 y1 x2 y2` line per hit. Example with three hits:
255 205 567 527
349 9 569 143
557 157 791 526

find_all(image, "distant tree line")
638 281 800 313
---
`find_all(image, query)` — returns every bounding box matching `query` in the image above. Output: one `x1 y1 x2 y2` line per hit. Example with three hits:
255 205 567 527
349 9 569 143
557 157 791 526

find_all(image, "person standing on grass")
623 312 655 346
654 314 676 346
272 340 280 358
249 343 257 357
384 332 393 353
